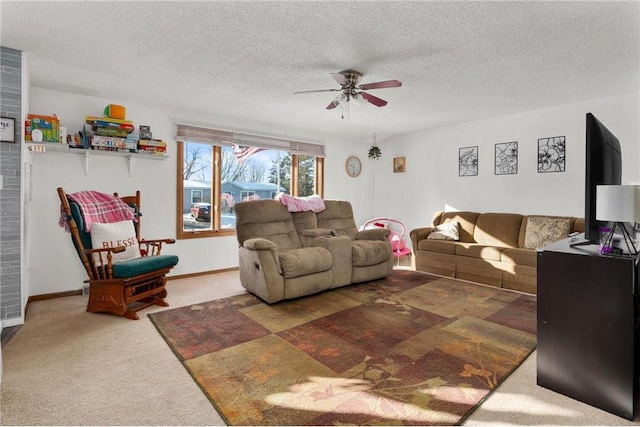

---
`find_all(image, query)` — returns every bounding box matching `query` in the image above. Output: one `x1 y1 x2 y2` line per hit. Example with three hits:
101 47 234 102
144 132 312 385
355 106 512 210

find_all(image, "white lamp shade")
596 185 640 222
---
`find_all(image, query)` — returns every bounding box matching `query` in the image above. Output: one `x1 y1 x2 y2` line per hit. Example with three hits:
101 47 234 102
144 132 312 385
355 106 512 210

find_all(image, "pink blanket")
59 190 136 232
275 193 326 213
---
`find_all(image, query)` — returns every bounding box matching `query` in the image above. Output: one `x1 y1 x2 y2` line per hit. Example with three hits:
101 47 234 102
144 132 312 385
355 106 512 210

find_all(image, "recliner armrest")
243 238 278 251
356 228 390 241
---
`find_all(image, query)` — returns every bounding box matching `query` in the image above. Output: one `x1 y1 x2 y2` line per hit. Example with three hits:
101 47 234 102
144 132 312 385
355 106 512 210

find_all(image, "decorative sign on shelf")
0 117 16 143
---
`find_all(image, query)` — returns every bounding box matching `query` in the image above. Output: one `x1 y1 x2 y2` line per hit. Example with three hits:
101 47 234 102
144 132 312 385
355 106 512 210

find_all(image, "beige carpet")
1 268 639 426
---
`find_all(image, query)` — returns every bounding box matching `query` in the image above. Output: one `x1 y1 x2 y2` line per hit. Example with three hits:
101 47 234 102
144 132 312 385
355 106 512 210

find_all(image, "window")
191 190 203 204
176 125 325 239
240 191 256 201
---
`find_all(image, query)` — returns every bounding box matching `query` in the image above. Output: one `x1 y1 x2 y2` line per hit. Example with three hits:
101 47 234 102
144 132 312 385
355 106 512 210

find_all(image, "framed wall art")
459 146 478 177
495 141 518 175
393 156 405 173
538 136 566 173
0 117 16 143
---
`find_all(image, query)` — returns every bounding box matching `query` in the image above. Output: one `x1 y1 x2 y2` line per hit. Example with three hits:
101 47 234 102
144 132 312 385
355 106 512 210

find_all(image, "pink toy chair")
363 217 412 266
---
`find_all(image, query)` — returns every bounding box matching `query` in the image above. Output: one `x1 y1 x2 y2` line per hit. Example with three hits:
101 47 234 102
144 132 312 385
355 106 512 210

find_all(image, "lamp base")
600 222 638 256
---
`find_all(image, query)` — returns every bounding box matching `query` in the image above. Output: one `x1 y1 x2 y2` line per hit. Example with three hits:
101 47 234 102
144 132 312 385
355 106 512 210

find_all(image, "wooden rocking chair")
57 187 179 320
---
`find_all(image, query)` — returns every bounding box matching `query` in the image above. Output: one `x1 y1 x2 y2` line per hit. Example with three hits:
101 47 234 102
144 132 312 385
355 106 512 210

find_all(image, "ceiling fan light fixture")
352 92 365 106
296 69 401 114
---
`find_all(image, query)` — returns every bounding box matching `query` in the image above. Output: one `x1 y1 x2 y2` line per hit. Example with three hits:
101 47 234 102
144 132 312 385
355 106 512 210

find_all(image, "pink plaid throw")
275 193 326 213
59 190 136 232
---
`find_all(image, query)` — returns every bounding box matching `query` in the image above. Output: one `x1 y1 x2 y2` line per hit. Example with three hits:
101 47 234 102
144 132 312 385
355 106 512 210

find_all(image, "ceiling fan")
294 69 402 110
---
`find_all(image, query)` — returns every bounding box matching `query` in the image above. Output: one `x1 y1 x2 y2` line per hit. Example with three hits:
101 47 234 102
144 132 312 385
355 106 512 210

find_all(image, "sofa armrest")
242 238 280 273
356 228 390 241
409 227 434 253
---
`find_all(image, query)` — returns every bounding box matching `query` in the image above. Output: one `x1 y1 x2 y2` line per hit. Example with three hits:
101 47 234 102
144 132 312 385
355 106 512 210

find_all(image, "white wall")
372 92 640 236
26 88 374 296
26 88 639 296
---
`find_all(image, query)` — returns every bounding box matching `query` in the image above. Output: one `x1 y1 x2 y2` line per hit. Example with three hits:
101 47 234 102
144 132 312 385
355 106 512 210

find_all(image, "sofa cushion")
278 247 332 279
501 247 537 267
518 215 578 247
316 200 359 240
434 211 480 243
351 240 391 267
523 216 571 249
474 213 523 248
235 200 303 250
291 211 318 234
427 221 459 241
455 243 503 261
418 239 457 255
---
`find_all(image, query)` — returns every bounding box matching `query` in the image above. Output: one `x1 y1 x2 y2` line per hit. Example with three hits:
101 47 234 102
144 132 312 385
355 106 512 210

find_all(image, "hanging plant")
368 133 381 160
368 144 382 160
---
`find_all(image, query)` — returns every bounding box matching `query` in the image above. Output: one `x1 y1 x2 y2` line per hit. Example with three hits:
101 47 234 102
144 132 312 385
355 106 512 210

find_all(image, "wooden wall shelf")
25 143 168 176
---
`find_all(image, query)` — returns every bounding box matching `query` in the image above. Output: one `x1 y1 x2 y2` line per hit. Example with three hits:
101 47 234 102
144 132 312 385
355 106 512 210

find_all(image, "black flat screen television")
582 113 622 244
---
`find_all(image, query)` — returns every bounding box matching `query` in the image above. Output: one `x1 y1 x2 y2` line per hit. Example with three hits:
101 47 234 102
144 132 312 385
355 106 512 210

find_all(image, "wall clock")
345 155 362 177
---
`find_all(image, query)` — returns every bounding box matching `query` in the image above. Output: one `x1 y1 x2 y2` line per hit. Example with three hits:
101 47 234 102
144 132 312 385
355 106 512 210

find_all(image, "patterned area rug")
149 270 536 425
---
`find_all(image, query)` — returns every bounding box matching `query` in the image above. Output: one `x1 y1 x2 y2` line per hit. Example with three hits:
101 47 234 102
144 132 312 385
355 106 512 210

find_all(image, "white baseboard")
1 317 25 328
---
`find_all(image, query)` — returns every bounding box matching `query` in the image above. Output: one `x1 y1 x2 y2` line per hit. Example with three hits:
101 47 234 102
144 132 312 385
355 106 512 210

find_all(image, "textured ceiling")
1 1 638 144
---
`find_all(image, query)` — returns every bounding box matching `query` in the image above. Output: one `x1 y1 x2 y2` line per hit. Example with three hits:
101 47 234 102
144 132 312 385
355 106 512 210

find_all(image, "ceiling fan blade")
360 92 388 107
359 79 402 90
294 89 338 94
330 72 349 87
326 99 341 110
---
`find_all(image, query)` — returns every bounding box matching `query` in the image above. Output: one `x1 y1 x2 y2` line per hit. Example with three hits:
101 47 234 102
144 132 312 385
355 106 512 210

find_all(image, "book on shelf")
92 120 135 131
85 115 133 125
91 135 137 150
95 127 130 137
137 148 167 156
91 146 138 154
138 138 167 147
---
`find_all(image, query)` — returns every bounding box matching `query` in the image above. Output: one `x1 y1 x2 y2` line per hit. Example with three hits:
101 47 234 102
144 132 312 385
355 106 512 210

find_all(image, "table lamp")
596 185 640 255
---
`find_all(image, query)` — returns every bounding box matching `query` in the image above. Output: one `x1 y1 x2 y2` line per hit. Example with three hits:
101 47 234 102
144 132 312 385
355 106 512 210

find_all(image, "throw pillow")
524 216 571 249
427 221 460 241
90 220 141 264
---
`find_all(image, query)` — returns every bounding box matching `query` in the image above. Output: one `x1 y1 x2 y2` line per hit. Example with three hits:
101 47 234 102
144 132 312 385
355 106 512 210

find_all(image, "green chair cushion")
70 202 93 250
113 255 179 278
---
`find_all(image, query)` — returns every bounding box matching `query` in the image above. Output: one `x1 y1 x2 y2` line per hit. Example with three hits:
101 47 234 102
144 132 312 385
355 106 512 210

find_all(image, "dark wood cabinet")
537 236 639 420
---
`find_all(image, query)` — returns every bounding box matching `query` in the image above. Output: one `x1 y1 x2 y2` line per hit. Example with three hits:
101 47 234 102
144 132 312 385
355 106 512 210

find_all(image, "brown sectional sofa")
410 211 584 294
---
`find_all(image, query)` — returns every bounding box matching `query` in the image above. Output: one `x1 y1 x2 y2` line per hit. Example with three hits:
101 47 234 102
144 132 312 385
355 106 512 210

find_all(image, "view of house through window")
178 138 322 238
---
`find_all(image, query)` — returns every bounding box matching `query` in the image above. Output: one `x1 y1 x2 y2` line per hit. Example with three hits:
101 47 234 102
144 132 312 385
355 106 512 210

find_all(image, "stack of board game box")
86 115 137 153
137 138 167 156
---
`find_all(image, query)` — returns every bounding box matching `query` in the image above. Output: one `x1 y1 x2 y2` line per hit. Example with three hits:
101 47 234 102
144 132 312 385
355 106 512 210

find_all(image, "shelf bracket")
128 155 134 177
83 151 90 175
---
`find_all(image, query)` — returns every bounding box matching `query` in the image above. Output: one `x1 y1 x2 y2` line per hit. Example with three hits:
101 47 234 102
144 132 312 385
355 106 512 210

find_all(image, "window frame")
176 140 324 240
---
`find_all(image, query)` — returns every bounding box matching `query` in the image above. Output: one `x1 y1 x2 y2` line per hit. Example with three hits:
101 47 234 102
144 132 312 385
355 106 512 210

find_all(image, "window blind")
176 123 325 157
